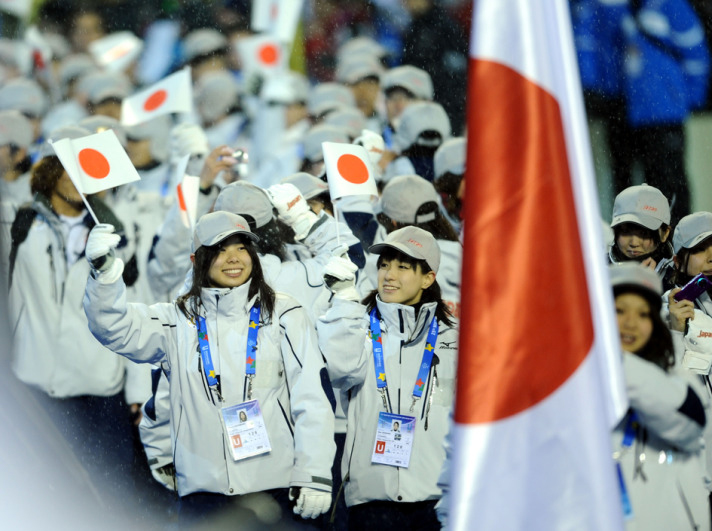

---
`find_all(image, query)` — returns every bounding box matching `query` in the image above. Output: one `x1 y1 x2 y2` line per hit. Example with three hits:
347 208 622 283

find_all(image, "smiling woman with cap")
609 262 709 531
83 210 337 526
316 225 458 529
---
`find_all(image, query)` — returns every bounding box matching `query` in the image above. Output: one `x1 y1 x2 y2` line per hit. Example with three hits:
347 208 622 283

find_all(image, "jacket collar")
375 296 438 343
200 279 258 316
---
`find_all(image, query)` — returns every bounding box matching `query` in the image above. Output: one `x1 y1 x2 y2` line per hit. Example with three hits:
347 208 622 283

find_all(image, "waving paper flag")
121 67 192 126
446 1 626 530
251 0 279 33
89 31 143 73
273 0 304 45
51 129 140 195
177 174 200 229
0 0 31 18
322 142 378 200
237 34 285 79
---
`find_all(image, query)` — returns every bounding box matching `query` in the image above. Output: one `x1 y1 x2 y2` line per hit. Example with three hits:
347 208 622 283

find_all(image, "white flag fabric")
0 0 31 18
50 130 140 195
176 174 200 229
322 142 378 200
236 34 286 79
121 67 192 126
447 1 627 530
89 31 143 73
273 0 303 45
251 0 279 33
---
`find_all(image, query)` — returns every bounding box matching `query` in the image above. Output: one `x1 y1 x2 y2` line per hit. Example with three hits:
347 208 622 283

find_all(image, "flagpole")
80 194 100 225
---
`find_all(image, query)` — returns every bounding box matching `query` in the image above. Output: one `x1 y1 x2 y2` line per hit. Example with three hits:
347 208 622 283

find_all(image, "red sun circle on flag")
143 89 167 111
78 149 110 179
258 44 279 66
337 154 369 184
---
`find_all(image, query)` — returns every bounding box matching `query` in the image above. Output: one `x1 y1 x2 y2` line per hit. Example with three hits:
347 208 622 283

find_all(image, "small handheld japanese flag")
121 67 192 126
177 174 200 229
237 34 285 79
51 129 140 195
322 141 378 200
89 31 143 73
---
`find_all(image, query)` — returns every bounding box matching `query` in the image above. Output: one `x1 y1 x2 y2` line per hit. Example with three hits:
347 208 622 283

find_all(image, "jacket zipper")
47 244 57 302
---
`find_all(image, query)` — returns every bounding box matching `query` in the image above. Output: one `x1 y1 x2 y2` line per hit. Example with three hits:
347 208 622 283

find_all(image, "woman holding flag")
317 226 458 529
83 211 336 527
7 125 147 514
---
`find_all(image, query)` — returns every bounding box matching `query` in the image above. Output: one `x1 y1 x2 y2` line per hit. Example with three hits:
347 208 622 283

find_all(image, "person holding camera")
83 211 336 527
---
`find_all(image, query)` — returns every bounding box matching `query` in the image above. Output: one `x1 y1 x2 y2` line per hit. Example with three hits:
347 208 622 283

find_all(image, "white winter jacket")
84 276 336 497
614 352 709 531
317 297 458 507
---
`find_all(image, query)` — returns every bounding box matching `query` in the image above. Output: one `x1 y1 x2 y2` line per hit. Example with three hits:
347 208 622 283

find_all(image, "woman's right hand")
668 288 695 332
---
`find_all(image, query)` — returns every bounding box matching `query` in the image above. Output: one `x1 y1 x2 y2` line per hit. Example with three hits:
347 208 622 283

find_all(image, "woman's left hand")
668 288 695 332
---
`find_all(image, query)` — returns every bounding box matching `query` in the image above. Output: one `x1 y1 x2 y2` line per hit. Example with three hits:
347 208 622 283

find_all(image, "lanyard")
196 303 261 401
616 411 638 520
369 307 439 413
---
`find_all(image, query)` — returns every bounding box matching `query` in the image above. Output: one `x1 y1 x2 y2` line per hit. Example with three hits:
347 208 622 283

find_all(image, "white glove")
323 255 360 301
353 128 385 165
290 487 332 519
169 122 209 161
150 463 176 491
267 183 319 241
86 223 124 283
683 310 712 375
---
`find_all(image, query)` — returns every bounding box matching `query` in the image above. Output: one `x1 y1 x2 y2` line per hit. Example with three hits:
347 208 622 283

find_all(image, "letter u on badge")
232 434 243 448
376 441 386 454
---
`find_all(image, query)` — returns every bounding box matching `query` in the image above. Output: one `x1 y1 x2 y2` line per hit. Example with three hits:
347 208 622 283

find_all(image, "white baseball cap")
610 184 670 230
193 211 259 251
370 226 441 273
673 212 712 254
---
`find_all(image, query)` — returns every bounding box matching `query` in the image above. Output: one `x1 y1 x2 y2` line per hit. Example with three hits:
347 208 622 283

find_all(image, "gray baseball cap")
214 182 275 229
302 124 350 163
673 212 712 254
434 137 466 180
0 78 48 118
382 65 433 100
0 110 33 149
381 174 440 224
610 184 670 230
393 101 450 151
609 262 662 297
323 106 367 139
280 172 329 200
183 29 228 64
369 226 441 273
335 55 383 85
41 124 92 158
193 211 259 251
307 83 355 118
194 70 241 124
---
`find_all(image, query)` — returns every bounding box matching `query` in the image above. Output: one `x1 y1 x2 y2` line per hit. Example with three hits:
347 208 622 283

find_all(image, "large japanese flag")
51 130 140 195
322 142 378 200
121 67 192 126
447 1 627 530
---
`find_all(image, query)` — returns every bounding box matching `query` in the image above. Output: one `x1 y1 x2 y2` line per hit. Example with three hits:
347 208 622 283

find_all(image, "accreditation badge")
371 412 415 468
221 399 271 461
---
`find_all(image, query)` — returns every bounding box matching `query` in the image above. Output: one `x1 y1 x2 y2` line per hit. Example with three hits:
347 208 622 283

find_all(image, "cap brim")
369 241 426 262
681 231 712 251
203 229 260 247
610 213 662 230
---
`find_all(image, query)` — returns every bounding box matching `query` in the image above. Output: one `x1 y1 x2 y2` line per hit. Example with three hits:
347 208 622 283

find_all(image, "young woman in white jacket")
83 211 336 527
317 226 458 530
610 262 709 531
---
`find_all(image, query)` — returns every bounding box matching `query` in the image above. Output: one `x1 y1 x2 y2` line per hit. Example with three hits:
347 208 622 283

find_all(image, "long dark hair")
177 234 276 323
614 285 674 372
611 223 671 263
363 247 454 327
